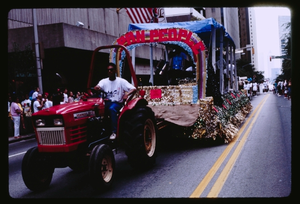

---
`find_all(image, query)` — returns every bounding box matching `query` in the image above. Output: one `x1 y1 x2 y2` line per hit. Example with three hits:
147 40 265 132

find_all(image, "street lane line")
207 94 269 197
190 94 269 198
8 151 26 158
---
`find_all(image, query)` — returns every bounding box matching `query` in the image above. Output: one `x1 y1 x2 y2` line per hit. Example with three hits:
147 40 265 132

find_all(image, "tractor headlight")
36 119 45 127
53 118 63 126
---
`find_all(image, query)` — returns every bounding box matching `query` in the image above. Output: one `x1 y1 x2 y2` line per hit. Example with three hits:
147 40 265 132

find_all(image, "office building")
248 7 258 71
8 8 164 92
205 7 241 59
238 7 251 63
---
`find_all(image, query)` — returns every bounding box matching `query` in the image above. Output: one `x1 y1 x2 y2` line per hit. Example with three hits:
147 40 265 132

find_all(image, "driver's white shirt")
97 77 135 103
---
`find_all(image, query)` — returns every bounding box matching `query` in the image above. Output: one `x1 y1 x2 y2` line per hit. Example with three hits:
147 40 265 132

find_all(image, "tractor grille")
70 125 87 143
36 127 66 145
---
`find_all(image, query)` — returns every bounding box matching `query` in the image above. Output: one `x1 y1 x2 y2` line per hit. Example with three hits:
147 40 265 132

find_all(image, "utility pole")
32 9 43 93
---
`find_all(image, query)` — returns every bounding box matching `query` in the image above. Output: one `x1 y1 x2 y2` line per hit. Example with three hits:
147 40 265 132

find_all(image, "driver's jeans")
104 100 123 134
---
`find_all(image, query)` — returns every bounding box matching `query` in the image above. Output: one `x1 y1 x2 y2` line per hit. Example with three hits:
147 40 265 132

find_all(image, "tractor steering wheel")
90 87 108 99
98 89 108 99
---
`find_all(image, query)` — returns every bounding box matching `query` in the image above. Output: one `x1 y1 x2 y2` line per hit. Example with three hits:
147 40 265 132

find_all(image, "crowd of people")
238 78 292 100
273 79 292 100
239 79 268 98
8 87 93 138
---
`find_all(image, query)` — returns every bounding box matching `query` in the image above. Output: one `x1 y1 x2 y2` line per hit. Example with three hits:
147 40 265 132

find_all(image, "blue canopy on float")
128 17 235 49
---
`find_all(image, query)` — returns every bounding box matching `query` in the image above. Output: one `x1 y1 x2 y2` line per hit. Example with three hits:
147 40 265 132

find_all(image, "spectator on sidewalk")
287 79 292 100
10 95 22 138
283 80 288 98
274 81 278 94
28 88 34 100
63 88 68 103
21 94 33 134
243 81 250 98
280 81 284 95
17 97 26 132
277 81 282 96
68 91 74 103
31 87 39 101
44 93 53 109
21 94 32 117
8 94 12 118
52 88 62 106
252 81 258 97
33 94 44 113
8 94 14 136
60 93 66 104
74 92 82 102
238 80 244 90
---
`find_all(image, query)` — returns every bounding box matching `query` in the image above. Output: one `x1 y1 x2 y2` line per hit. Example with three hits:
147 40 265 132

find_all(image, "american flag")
125 8 158 23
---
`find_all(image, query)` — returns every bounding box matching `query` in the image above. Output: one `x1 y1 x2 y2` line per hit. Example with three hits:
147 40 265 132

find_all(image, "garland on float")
135 85 252 143
189 90 252 143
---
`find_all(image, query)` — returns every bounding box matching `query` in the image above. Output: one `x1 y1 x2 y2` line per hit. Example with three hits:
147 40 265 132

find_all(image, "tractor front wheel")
89 144 115 191
22 147 54 191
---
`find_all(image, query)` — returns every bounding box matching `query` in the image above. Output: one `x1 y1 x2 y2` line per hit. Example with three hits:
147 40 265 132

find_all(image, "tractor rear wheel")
122 106 157 170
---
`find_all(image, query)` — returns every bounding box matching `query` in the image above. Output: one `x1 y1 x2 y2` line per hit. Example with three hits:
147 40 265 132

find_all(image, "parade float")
109 18 252 143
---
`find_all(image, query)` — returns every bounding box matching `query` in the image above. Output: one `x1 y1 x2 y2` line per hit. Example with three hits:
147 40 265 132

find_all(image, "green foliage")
236 59 264 83
276 22 291 81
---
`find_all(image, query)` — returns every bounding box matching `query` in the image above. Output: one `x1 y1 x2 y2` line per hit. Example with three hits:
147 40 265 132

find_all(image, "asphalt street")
218 93 291 197
8 92 292 198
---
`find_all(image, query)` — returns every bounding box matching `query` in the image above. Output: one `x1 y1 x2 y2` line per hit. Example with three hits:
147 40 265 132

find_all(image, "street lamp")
235 45 253 54
241 63 253 68
56 73 62 79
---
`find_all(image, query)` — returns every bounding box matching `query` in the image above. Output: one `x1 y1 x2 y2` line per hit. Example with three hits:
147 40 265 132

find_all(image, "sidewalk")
8 133 35 144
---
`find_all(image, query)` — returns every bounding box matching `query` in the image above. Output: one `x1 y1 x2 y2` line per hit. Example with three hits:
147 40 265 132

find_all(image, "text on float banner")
116 28 206 57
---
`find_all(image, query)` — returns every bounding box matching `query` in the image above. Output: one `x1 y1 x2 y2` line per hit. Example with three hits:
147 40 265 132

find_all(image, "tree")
236 59 264 83
276 22 291 81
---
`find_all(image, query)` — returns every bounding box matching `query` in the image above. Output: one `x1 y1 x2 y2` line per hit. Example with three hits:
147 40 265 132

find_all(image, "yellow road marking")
190 94 269 198
207 94 269 197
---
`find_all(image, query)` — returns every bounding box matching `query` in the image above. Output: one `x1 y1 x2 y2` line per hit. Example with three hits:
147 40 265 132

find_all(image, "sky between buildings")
165 7 291 80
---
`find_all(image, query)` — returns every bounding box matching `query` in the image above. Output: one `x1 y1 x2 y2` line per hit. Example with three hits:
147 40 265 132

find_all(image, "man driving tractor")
94 62 136 140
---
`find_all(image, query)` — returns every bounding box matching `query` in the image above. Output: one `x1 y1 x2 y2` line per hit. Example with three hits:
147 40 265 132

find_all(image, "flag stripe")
132 8 143 23
126 8 138 23
134 8 144 23
129 8 141 23
144 8 153 22
137 8 147 23
130 8 140 23
125 8 156 23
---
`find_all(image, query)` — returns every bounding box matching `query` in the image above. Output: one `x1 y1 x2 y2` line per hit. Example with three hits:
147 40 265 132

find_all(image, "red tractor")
22 45 157 191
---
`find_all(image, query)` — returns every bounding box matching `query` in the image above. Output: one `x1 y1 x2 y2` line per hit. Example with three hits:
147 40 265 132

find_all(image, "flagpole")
149 44 154 85
150 8 157 86
131 48 136 85
149 13 156 85
32 9 43 94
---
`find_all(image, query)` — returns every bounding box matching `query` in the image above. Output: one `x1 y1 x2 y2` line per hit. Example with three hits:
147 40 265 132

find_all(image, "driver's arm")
123 88 137 101
94 85 101 90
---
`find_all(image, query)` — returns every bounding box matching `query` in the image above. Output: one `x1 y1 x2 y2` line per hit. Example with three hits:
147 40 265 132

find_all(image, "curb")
8 133 35 144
